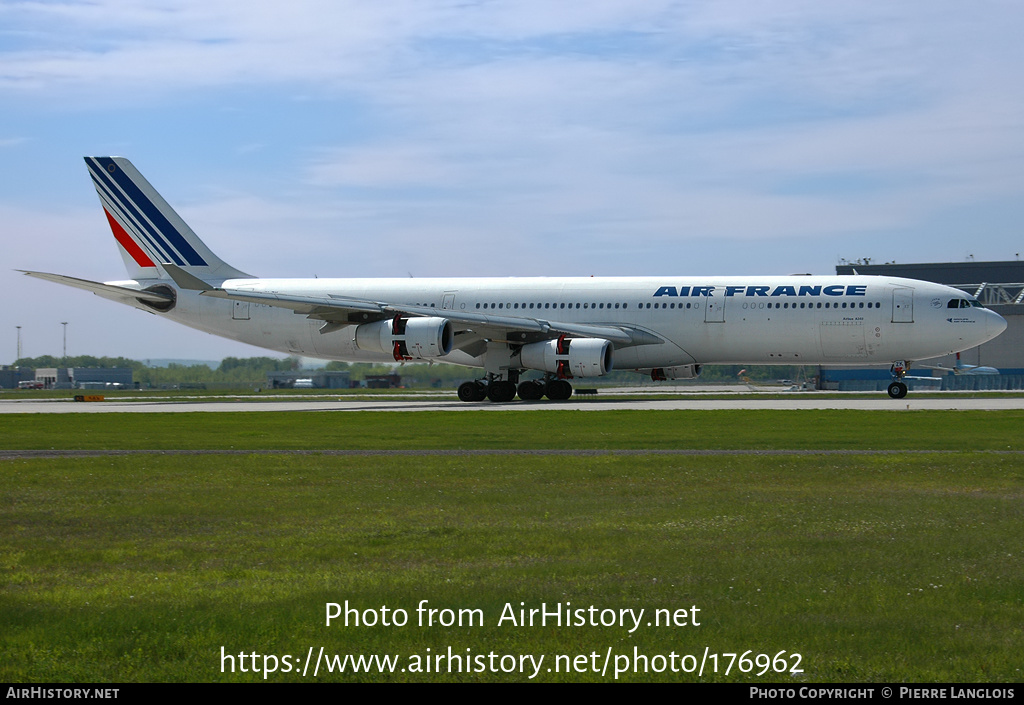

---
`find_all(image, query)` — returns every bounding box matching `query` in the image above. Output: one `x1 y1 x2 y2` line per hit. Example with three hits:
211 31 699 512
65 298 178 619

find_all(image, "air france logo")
653 285 868 298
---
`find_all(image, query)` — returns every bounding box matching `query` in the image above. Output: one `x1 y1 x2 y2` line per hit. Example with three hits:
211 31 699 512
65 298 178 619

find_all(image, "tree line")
12 354 811 388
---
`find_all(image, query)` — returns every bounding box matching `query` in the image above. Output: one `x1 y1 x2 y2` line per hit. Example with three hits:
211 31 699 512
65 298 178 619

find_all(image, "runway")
2 392 1023 413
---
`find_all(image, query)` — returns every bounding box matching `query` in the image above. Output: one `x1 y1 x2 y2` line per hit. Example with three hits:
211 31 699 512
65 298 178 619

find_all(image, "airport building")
0 366 36 389
34 367 134 390
267 370 351 389
824 260 1024 390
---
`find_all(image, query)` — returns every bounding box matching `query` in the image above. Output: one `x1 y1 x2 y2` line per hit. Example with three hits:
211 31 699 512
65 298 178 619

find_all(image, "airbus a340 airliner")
23 157 1007 401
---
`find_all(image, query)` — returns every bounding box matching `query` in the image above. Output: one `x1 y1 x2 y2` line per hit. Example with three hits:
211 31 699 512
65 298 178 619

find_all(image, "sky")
2 0 1023 363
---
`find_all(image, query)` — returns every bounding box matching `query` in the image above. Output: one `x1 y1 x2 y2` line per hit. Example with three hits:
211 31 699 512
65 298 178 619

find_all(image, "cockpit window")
948 299 983 309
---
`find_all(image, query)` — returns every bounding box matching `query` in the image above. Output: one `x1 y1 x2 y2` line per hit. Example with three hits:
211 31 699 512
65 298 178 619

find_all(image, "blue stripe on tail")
88 163 179 265
87 158 208 267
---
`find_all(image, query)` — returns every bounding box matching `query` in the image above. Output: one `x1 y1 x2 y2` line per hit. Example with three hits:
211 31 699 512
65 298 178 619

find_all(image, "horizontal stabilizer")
20 270 174 304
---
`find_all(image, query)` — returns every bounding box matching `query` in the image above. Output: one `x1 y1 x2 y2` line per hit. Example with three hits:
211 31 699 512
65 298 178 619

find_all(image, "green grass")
1 409 1023 451
1 411 1022 682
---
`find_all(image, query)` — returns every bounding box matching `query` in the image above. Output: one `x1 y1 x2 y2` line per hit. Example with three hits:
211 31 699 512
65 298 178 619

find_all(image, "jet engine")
518 336 613 378
355 315 454 361
650 364 702 381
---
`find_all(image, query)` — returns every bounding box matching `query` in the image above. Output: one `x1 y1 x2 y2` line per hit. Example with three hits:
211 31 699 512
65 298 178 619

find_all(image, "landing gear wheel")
517 380 545 401
458 381 486 402
487 380 517 403
887 381 908 399
544 380 573 401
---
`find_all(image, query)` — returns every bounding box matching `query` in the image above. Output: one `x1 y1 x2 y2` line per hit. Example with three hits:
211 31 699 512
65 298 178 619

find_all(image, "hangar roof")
835 260 1024 308
835 260 1024 285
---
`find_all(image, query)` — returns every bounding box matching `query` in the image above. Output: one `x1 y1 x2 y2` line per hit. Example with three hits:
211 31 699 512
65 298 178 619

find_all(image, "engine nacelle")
354 316 454 361
650 364 702 381
518 337 613 378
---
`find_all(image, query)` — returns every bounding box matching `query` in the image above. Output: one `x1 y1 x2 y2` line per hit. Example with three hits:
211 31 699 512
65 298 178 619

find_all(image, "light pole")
61 322 68 362
15 326 21 362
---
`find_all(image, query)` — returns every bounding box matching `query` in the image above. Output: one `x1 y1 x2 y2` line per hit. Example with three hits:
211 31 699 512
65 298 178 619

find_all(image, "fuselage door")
232 300 250 321
442 292 457 310
892 288 914 323
704 294 725 323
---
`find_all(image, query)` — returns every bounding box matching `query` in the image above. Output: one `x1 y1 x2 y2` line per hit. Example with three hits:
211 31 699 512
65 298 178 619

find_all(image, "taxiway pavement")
1 393 1022 413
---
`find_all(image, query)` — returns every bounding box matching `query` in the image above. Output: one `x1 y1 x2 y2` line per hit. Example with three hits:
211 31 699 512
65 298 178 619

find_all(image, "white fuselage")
141 274 1006 370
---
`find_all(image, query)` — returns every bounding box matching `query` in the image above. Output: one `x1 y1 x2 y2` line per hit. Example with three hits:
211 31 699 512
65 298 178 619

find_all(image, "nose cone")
987 309 1008 341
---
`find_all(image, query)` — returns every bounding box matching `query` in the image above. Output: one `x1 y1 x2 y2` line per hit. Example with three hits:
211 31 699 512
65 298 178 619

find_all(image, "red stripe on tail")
104 208 156 268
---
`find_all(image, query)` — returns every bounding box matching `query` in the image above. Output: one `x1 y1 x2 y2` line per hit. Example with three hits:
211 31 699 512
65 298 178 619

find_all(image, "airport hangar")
825 260 1024 391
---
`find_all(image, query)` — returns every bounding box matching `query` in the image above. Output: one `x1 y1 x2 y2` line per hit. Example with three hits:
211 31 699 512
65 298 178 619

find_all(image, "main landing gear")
887 360 910 399
457 380 488 402
457 374 573 403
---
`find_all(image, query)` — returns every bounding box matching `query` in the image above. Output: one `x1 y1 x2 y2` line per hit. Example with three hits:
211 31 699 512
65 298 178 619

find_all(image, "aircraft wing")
212 285 643 344
163 264 652 346
929 363 998 375
20 270 175 306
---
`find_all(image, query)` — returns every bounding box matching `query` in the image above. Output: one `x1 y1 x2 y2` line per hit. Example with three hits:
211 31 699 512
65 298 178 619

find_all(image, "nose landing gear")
887 360 909 399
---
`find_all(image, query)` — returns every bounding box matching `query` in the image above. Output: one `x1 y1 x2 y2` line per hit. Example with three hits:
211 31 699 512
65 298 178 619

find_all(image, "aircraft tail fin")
84 157 253 281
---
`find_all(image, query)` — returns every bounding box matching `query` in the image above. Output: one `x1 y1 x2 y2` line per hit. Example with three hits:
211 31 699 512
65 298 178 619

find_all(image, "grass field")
1 410 1021 682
